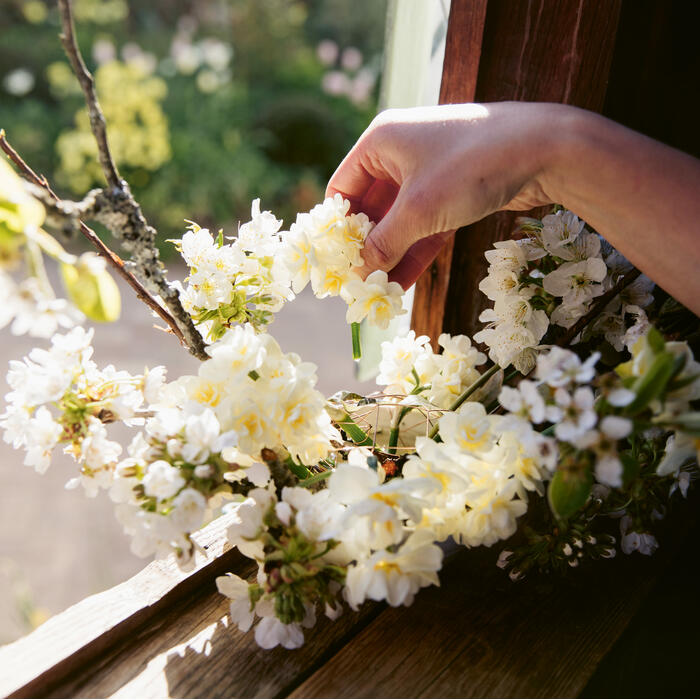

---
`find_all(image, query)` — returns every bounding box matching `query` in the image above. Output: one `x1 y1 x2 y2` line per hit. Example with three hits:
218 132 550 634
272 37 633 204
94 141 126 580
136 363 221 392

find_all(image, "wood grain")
48 588 382 698
410 0 488 347
290 534 680 699
0 512 245 698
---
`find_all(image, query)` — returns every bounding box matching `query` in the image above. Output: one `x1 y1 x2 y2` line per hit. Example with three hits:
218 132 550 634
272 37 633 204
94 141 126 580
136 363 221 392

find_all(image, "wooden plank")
411 0 622 340
410 0 488 347
47 587 382 698
290 524 686 699
0 512 245 699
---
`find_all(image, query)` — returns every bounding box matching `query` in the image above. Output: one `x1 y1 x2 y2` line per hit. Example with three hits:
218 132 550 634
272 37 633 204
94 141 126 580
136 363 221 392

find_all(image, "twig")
0 130 189 349
57 0 120 189
53 0 208 360
560 267 643 346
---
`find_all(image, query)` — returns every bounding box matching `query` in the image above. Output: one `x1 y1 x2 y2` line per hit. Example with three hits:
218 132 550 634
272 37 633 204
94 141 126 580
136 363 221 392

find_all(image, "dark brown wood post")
411 0 622 342
410 0 488 348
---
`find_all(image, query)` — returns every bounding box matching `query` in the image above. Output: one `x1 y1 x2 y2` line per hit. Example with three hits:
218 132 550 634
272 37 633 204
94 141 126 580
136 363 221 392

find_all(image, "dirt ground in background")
0 274 375 644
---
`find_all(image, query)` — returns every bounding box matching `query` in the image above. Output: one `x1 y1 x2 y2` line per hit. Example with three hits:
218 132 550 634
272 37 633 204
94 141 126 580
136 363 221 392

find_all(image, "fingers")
357 179 399 222
326 131 398 212
326 154 376 210
388 230 455 290
354 187 424 277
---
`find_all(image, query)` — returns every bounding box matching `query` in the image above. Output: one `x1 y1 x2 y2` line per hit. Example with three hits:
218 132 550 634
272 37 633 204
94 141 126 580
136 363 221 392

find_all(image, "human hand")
326 102 568 288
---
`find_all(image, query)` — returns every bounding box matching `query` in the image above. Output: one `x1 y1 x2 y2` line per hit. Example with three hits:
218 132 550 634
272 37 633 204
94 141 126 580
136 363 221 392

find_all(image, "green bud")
548 465 593 520
624 350 676 415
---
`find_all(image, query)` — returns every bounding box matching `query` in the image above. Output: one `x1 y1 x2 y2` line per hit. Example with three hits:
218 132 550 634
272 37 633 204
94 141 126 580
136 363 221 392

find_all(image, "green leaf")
335 414 373 446
284 456 311 480
647 326 666 354
667 372 700 393
548 467 593 520
61 259 121 322
624 350 676 415
667 412 700 437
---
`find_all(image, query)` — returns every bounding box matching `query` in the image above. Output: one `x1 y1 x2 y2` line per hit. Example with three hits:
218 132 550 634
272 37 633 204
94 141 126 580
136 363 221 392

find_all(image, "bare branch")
51 0 208 360
57 0 120 190
560 267 643 346
0 130 191 351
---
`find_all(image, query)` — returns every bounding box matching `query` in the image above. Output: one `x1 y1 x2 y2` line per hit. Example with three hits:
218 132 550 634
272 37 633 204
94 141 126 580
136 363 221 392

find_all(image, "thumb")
356 186 426 277
388 230 455 290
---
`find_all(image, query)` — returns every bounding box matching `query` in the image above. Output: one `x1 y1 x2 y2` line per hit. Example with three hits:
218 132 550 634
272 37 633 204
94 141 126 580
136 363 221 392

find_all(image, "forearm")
540 106 700 315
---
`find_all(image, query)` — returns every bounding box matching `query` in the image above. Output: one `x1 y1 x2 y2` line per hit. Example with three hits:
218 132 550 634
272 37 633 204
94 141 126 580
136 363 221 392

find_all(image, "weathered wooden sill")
1 504 695 698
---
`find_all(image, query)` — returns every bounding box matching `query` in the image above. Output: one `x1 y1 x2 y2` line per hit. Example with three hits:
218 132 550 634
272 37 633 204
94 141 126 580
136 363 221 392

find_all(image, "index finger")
326 137 397 213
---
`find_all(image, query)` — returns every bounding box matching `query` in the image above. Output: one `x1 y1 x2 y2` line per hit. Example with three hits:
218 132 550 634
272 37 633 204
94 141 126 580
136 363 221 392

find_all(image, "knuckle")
372 108 399 127
363 234 393 269
368 109 402 141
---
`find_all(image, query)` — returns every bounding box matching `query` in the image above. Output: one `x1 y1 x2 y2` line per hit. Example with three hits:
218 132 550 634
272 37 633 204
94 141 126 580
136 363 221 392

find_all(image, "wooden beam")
410 0 488 347
11 521 694 699
412 0 623 340
0 513 246 698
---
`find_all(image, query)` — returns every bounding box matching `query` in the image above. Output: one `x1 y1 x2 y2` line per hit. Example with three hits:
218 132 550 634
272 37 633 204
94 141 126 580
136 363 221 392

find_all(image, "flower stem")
387 391 424 455
429 363 501 440
351 322 362 361
336 414 374 447
298 470 333 488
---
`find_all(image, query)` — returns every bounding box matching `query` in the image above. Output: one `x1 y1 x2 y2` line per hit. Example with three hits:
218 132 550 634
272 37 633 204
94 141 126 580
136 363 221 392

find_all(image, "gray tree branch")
55 0 208 360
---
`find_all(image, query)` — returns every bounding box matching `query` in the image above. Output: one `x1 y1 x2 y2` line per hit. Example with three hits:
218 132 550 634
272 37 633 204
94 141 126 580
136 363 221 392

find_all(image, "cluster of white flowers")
404 402 554 544
216 398 558 649
280 193 405 329
174 200 294 340
497 346 634 487
0 270 84 338
177 194 406 342
216 447 447 649
376 330 488 409
0 326 159 492
172 324 339 466
107 323 339 566
474 210 654 373
109 404 269 568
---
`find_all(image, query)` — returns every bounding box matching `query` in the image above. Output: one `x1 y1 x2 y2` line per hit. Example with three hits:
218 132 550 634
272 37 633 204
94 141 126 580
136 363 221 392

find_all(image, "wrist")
532 104 585 205
536 104 620 213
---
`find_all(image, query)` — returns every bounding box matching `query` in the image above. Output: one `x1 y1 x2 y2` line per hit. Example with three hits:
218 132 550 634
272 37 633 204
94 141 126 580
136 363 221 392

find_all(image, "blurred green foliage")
0 0 386 244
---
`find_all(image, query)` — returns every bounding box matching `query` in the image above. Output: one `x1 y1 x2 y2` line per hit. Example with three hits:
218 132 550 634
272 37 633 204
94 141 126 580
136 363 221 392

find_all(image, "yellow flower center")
374 559 402 574
192 381 221 406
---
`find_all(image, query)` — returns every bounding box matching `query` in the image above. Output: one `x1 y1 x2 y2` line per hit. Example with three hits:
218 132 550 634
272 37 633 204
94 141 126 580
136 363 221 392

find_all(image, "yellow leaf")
61 253 121 322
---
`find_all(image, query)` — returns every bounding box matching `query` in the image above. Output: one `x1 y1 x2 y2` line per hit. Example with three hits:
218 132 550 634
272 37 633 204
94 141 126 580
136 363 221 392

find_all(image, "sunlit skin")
327 102 700 315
